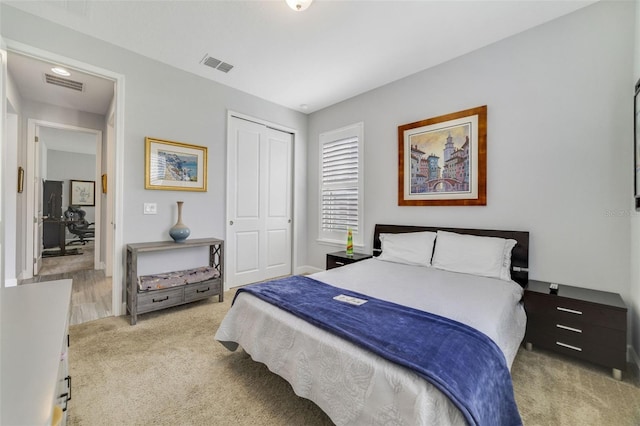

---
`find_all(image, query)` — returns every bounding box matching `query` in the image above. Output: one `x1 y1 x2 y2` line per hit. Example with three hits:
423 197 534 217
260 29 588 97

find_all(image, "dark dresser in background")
43 180 64 249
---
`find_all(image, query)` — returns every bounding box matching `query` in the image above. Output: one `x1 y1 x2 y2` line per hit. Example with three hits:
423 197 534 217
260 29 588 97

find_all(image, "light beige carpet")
68 291 640 426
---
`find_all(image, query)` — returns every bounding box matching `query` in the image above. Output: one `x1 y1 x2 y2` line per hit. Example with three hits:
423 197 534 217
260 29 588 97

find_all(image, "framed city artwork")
398 105 487 206
145 137 208 191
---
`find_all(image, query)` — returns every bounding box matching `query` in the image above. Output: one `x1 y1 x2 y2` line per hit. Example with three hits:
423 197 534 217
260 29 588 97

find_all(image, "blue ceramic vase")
169 201 190 243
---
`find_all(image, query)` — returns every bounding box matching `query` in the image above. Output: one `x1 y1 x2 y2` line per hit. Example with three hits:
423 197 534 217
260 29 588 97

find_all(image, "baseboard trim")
295 265 323 275
629 345 640 376
4 278 18 287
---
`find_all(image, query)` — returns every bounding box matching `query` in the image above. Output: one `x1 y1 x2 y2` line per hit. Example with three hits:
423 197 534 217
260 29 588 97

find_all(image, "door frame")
6 39 126 316
26 120 103 275
225 110 298 290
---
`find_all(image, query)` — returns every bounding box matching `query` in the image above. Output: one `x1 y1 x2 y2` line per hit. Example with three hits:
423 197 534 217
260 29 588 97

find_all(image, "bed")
215 224 529 425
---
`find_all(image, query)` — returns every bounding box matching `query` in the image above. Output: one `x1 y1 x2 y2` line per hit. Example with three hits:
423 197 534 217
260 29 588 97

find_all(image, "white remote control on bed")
333 294 368 306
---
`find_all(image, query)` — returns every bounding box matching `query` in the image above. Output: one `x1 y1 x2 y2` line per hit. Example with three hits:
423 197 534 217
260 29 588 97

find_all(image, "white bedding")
215 258 526 425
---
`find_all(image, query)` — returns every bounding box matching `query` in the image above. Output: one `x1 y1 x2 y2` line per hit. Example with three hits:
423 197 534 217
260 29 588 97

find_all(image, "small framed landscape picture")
145 137 208 192
70 180 95 206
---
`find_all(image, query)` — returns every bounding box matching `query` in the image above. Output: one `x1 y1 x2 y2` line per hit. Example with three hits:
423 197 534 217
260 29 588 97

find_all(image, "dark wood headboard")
373 224 529 286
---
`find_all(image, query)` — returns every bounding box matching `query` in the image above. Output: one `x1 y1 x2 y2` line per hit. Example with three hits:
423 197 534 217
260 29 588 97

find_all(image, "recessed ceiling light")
51 67 71 77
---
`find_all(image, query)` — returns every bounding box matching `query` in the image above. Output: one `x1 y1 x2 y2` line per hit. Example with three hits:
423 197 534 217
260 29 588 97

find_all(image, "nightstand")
524 280 627 380
326 251 372 270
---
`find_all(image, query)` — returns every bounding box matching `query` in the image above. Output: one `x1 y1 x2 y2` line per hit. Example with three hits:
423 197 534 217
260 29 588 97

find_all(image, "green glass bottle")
346 227 353 256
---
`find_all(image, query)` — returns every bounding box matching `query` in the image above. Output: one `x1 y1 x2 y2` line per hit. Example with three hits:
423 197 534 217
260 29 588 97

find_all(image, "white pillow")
378 231 437 267
431 231 517 281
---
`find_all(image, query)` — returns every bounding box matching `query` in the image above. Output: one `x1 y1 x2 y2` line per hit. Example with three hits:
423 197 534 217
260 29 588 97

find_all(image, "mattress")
215 258 526 425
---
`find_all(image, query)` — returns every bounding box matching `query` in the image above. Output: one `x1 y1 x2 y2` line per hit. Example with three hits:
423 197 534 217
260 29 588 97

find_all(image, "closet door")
226 116 293 288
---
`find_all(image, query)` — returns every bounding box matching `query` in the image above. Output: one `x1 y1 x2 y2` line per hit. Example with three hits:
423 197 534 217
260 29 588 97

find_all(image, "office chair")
64 206 95 245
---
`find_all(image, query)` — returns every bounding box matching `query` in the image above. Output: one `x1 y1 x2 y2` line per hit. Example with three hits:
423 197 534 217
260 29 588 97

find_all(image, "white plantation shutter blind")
322 137 359 232
319 123 363 245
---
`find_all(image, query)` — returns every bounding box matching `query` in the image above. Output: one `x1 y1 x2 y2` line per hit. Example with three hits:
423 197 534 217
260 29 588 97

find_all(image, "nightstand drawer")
326 251 372 270
526 313 625 349
525 292 625 330
525 323 626 369
327 257 353 269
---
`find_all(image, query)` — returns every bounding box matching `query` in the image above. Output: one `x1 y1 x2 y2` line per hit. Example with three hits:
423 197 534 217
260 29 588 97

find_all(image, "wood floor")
20 243 112 326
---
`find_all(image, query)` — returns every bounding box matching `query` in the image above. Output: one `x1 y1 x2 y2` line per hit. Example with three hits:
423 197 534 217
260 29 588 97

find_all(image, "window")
318 122 364 246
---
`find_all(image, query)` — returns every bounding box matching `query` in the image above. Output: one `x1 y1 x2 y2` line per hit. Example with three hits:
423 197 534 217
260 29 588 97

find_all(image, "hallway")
20 243 112 325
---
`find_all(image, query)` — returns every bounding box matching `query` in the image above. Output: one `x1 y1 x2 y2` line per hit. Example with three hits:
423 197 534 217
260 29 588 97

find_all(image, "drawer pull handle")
556 324 582 333
556 341 582 352
59 376 71 411
557 307 582 315
196 287 210 293
335 261 345 266
152 296 169 303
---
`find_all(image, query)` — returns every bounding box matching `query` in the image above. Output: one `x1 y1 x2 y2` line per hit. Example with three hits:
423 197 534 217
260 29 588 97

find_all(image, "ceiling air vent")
201 55 234 74
216 62 234 73
45 73 84 92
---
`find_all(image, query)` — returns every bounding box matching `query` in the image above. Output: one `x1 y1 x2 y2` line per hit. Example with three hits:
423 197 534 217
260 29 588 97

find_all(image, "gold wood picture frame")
398 105 487 206
145 137 208 192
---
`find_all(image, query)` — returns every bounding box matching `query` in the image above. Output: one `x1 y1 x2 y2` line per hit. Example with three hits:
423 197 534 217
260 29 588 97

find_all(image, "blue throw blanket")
234 275 522 426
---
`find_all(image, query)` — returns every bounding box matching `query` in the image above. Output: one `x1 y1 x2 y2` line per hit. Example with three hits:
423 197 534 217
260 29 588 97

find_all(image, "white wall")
1 4 309 279
308 0 634 306
6 58 23 285
47 150 96 221
4 113 18 286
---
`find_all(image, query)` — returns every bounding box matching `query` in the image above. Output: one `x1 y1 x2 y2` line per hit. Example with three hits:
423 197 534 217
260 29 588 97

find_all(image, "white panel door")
264 128 292 278
227 117 292 288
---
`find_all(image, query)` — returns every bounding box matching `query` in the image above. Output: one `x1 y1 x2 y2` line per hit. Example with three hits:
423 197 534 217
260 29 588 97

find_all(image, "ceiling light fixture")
51 67 71 77
286 0 313 12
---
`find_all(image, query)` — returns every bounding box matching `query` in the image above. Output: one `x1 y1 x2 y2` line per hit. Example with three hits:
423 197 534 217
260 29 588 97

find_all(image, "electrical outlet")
143 203 157 215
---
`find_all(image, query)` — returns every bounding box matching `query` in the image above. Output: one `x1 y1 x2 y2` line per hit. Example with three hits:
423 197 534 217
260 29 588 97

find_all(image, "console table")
126 238 224 325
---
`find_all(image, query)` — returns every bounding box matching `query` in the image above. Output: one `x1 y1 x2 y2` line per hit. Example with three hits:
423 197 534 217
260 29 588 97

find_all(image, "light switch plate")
143 203 157 214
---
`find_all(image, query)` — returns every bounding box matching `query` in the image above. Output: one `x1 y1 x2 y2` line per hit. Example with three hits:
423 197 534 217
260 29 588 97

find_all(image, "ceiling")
5 0 596 114
7 51 115 115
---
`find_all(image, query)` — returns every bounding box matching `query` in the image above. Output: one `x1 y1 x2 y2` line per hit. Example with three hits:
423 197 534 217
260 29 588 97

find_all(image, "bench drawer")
185 279 221 302
137 288 183 313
